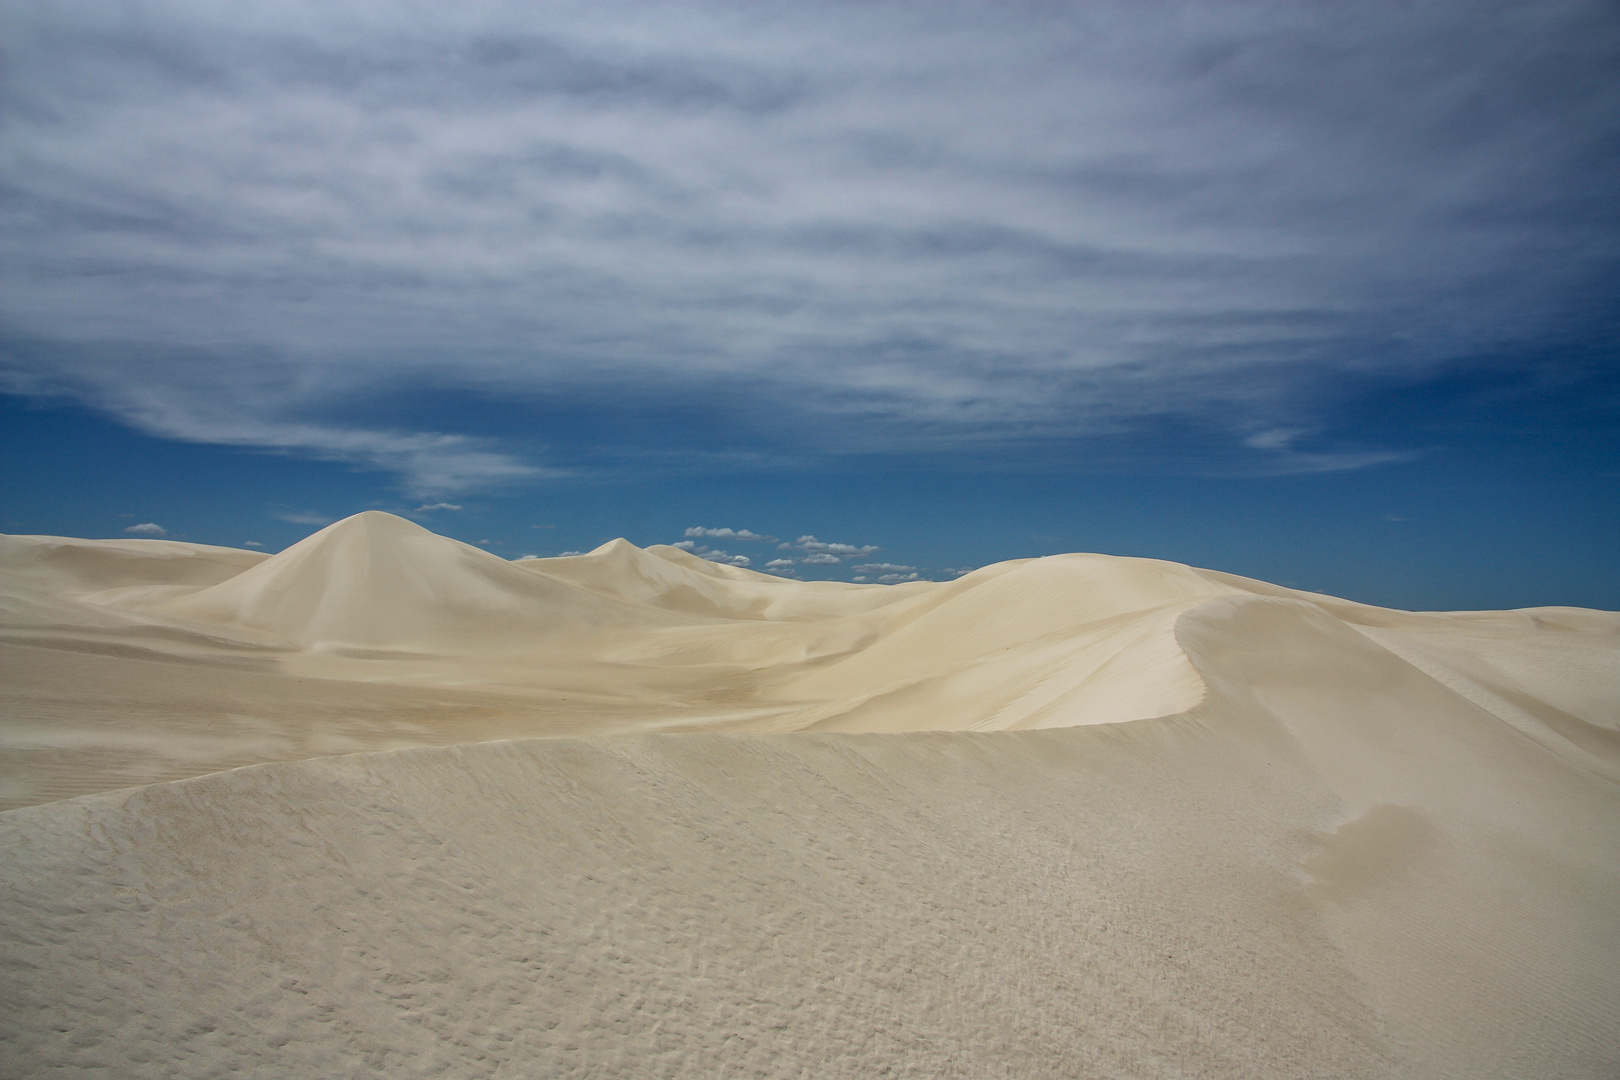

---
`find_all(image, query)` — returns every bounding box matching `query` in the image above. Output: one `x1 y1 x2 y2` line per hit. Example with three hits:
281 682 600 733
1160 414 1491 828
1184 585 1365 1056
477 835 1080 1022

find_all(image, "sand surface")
2 512 1618 1077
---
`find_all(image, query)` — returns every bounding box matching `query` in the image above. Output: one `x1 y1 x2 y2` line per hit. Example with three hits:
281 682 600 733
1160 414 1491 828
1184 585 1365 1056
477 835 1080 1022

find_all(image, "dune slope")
4 676 1616 1079
0 731 1434 1079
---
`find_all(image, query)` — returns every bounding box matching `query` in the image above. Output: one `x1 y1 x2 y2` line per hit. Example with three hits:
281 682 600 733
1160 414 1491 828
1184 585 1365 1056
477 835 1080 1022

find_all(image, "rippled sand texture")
3 512 1617 1078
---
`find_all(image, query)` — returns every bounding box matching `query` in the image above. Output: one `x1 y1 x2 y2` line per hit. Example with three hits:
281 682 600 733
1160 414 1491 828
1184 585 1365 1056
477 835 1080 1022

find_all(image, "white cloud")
243 540 263 547
684 527 773 541
124 522 165 536
2 2 1612 478
854 563 915 575
558 550 585 557
782 535 880 557
157 419 542 498
12 369 548 494
674 536 764 567
875 572 921 584
684 532 891 571
414 502 463 512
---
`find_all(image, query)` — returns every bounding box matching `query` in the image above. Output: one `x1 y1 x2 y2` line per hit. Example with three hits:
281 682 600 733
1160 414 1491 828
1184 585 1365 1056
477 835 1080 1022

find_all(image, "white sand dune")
2 512 1617 1077
150 511 702 651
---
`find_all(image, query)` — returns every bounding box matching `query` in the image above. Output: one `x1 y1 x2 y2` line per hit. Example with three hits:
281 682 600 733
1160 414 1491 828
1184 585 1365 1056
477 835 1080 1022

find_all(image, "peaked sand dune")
2 514 1617 1077
148 511 696 652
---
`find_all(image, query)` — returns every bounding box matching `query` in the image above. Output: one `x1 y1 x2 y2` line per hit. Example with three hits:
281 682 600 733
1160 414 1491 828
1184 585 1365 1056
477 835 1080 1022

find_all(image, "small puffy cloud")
243 540 263 548
781 535 879 557
415 502 463 512
854 563 915 575
558 550 585 557
673 537 755 567
800 552 841 565
685 527 774 541
124 523 165 535
876 572 921 584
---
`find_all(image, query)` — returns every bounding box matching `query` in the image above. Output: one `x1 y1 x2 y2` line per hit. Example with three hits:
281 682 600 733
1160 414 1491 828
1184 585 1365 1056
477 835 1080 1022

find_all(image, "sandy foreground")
2 512 1617 1077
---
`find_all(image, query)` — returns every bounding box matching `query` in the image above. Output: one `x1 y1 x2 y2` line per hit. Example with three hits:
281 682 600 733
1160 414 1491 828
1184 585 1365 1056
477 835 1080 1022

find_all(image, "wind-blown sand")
2 512 1617 1077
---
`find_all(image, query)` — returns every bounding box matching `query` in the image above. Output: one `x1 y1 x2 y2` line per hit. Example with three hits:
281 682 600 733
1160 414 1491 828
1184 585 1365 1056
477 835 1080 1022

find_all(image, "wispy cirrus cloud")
0 338 544 495
2 0 1616 486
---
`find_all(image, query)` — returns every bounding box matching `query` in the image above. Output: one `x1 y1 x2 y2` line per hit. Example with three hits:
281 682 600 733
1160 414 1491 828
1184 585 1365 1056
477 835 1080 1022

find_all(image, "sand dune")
149 511 698 652
2 513 1617 1077
0 532 269 597
0 532 269 633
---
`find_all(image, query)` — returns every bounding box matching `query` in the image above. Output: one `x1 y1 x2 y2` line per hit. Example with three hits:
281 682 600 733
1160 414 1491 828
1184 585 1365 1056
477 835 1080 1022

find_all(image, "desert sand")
2 511 1617 1077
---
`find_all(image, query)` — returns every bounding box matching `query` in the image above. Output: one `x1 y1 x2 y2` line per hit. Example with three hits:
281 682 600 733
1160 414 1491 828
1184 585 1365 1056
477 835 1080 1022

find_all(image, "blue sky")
3 1 1617 609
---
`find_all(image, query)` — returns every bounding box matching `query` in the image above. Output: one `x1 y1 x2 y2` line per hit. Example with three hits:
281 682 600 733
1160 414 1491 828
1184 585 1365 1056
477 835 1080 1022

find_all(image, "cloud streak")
2 1 1616 485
